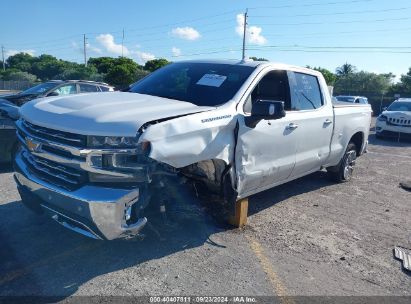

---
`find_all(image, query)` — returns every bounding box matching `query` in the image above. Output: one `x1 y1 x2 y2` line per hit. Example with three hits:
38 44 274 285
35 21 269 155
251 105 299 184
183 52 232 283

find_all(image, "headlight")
87 135 139 148
377 115 387 122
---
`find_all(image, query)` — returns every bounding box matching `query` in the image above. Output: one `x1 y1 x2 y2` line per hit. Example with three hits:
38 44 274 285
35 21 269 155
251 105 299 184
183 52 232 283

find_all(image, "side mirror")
382 107 387 111
245 100 286 128
47 91 59 97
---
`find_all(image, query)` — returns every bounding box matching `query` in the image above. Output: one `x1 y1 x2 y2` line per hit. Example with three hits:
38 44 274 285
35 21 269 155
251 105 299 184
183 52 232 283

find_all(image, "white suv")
376 98 411 140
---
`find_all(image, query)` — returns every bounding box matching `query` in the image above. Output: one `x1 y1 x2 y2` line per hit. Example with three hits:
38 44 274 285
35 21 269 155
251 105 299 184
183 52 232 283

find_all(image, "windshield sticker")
201 114 232 123
196 74 227 87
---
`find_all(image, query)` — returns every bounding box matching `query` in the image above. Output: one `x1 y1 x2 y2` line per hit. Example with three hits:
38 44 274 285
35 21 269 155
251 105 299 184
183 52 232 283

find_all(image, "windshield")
129 62 255 106
336 96 356 102
387 101 411 112
21 82 58 95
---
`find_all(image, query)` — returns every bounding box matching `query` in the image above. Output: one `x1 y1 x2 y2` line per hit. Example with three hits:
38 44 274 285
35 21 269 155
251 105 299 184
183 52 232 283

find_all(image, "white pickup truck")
14 60 372 240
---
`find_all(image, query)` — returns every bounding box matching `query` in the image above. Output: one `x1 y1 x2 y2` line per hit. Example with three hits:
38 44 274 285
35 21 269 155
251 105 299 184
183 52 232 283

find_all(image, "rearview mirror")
47 91 59 97
245 100 286 128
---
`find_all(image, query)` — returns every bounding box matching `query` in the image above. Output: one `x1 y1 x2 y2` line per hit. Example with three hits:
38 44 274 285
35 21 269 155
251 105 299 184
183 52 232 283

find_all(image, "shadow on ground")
368 134 411 147
0 170 335 298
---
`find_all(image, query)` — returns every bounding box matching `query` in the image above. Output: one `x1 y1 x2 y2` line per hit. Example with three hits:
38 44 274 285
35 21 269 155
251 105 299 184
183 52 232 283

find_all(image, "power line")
250 6 411 18
256 16 411 27
248 0 375 10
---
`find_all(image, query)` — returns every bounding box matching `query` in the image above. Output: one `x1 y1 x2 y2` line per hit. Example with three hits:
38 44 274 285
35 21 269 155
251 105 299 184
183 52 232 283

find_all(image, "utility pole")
83 34 87 67
242 8 248 61
1 45 5 71
121 29 125 57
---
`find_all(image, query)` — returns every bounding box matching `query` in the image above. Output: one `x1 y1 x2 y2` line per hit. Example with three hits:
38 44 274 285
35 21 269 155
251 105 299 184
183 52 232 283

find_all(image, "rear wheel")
327 142 357 182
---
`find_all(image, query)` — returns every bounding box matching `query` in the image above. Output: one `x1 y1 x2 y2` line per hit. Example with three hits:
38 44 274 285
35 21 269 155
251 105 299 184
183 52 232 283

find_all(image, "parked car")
13 60 372 240
0 80 114 162
0 100 20 163
335 95 368 104
0 80 114 107
376 98 411 140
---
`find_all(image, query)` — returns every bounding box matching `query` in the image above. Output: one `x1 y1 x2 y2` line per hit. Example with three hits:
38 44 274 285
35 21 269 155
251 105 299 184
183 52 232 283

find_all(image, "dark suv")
0 80 114 163
0 80 114 107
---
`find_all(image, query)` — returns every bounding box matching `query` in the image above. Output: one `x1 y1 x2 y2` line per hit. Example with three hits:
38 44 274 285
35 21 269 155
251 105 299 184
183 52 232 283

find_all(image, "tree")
336 63 356 77
334 71 393 95
104 64 147 88
144 58 170 72
88 57 116 74
54 65 103 82
307 66 336 85
3 71 37 82
390 68 411 96
6 52 35 73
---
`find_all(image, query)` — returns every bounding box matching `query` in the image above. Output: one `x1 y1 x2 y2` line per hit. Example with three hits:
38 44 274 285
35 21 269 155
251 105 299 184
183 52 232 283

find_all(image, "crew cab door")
286 71 334 178
235 70 298 197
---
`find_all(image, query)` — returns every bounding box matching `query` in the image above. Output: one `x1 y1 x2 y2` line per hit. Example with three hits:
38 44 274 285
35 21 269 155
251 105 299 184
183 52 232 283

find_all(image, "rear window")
99 86 111 92
129 62 255 106
79 84 99 92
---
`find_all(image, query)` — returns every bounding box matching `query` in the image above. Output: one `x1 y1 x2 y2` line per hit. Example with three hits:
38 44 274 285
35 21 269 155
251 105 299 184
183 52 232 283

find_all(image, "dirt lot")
0 120 410 299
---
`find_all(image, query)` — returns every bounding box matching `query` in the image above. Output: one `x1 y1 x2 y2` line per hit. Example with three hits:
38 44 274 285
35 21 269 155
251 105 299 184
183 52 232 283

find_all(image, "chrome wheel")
343 150 356 180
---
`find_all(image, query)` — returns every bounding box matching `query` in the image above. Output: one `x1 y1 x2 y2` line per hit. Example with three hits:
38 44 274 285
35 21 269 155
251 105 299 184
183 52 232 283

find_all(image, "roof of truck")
177 59 318 75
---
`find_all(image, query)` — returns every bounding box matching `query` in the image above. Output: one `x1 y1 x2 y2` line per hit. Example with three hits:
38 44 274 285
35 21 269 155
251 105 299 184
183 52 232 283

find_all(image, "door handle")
286 123 299 130
324 119 333 125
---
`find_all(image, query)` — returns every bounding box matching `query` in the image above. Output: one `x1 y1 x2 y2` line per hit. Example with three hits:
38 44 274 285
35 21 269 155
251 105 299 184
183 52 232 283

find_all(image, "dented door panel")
234 115 297 198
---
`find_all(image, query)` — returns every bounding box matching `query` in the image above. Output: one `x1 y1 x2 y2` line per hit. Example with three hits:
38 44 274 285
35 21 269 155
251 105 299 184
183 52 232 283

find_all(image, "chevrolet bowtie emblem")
25 137 42 152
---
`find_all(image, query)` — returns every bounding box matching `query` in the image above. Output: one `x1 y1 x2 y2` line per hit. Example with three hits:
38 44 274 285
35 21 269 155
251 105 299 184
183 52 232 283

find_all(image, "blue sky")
2 0 411 79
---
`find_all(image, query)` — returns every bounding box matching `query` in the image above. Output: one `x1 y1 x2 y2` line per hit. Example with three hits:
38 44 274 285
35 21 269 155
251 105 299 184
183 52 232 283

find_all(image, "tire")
327 142 357 183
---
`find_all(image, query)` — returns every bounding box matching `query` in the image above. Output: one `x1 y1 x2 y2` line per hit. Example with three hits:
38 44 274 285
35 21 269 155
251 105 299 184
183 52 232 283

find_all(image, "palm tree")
336 63 356 77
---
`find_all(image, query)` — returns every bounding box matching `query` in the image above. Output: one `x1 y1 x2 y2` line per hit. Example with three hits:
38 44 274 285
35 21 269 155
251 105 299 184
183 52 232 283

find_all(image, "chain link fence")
0 80 35 92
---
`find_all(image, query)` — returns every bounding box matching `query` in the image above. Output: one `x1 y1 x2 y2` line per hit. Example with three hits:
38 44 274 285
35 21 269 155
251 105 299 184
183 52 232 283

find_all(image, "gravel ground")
0 120 410 299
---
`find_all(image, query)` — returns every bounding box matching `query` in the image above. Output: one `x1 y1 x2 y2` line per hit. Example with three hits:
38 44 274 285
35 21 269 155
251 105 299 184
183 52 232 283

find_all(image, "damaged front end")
14 111 238 240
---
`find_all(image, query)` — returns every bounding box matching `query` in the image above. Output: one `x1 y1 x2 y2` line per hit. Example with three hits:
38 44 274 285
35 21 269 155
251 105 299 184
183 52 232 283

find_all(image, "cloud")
171 47 181 57
87 44 102 54
235 14 267 45
96 33 129 55
134 51 155 64
171 27 201 41
5 49 35 58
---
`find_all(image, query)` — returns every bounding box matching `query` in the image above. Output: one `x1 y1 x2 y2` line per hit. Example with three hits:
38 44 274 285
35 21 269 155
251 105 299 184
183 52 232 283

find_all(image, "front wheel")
327 143 357 182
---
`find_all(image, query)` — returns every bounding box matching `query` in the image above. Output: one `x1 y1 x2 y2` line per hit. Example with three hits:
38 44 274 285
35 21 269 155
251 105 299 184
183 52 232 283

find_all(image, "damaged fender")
140 105 238 170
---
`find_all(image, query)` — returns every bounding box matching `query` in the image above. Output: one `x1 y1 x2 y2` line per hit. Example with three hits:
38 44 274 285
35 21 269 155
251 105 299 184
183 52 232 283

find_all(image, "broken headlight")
87 141 152 183
87 135 140 148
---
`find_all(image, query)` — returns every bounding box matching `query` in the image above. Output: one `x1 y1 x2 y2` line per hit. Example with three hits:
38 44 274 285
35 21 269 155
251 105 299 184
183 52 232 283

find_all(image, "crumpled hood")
20 92 214 136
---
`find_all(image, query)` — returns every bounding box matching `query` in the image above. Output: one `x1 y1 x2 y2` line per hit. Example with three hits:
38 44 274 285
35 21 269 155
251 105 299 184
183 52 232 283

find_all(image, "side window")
243 70 291 113
53 84 77 96
79 84 99 93
288 72 323 110
99 86 110 92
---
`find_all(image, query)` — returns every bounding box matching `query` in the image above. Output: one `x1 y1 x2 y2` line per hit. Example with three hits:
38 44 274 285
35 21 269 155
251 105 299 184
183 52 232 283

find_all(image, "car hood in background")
0 99 20 120
1 93 41 106
20 92 214 136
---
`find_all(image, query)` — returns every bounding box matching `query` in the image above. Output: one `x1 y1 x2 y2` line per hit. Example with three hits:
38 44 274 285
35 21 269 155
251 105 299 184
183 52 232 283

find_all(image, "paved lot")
0 121 410 298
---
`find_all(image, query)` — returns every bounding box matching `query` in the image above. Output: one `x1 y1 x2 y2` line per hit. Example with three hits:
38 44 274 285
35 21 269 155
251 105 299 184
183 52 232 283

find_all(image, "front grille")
22 150 87 190
22 120 87 147
387 117 411 127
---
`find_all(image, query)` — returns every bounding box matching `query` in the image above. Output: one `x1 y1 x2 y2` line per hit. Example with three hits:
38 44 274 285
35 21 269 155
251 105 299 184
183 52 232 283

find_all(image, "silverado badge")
25 137 42 152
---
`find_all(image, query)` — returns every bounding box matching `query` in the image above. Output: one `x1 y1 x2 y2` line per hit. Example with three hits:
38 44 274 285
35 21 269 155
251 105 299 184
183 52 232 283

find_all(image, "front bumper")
375 121 411 139
14 151 147 240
